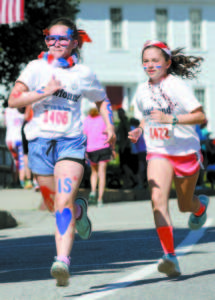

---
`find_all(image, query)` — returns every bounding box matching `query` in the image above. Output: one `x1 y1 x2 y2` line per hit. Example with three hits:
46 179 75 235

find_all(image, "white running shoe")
158 254 181 277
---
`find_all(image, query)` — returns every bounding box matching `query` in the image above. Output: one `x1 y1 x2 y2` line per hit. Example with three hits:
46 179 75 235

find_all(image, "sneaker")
33 179 40 192
188 195 209 230
50 260 70 287
75 197 92 240
97 200 104 208
20 180 25 189
158 253 181 277
24 179 33 190
89 192 96 204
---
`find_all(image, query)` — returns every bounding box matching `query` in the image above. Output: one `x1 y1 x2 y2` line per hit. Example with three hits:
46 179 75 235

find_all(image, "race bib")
39 109 72 133
148 123 175 146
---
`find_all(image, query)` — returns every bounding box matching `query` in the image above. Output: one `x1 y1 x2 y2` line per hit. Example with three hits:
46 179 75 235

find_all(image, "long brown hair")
142 42 204 79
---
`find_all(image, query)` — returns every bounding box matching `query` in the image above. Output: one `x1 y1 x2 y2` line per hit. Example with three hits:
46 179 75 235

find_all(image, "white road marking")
77 218 213 300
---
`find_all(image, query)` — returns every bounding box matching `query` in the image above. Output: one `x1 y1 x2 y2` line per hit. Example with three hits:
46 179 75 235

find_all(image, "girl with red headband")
129 40 208 277
8 17 116 286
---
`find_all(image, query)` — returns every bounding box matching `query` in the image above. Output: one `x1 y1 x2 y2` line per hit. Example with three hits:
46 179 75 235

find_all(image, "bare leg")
90 163 98 193
54 160 84 257
174 171 201 213
36 174 55 212
97 161 107 203
24 154 32 180
36 160 84 256
148 158 181 277
147 159 174 227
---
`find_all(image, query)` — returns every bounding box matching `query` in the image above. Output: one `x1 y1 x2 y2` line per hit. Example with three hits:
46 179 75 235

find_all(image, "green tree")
0 0 80 103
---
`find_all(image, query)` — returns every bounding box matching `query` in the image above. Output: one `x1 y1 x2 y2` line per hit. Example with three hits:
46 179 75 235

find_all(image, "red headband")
77 30 92 48
143 40 171 57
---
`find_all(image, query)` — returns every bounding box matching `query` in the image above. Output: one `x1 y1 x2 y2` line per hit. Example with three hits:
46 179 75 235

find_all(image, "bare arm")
128 119 145 143
96 98 116 147
8 76 63 108
151 107 206 125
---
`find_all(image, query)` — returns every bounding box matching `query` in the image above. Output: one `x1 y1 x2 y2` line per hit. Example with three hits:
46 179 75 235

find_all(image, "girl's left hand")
151 110 171 124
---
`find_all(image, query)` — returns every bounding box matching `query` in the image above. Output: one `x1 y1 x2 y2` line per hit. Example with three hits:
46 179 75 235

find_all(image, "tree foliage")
0 0 80 103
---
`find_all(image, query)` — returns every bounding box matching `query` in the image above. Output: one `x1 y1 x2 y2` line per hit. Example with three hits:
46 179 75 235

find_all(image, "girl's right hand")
128 127 142 143
45 75 62 95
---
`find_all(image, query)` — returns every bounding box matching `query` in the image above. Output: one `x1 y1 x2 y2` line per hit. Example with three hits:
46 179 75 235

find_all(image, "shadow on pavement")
0 226 214 284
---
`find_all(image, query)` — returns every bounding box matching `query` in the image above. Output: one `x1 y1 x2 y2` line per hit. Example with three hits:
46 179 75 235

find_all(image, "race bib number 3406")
39 110 72 133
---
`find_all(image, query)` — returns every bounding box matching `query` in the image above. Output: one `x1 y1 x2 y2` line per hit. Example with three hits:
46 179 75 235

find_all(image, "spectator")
20 105 34 190
117 108 137 188
4 106 25 188
130 117 147 189
83 107 114 207
195 119 210 188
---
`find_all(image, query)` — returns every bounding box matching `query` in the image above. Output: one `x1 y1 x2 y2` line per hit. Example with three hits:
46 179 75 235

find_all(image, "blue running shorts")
28 135 86 175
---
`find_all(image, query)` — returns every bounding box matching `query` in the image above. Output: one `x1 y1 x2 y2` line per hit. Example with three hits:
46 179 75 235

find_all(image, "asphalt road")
0 192 214 300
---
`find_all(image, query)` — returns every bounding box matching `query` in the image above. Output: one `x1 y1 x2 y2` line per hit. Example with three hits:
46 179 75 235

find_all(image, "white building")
77 0 215 134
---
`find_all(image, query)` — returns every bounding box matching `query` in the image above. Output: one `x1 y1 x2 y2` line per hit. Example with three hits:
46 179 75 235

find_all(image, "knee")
151 190 166 212
54 195 74 212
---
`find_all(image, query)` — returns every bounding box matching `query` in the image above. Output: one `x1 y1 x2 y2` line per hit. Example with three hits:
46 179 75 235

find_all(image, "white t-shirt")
4 107 24 144
134 75 202 156
17 59 106 140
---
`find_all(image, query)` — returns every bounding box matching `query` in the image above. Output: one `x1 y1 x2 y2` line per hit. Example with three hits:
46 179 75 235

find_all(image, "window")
194 88 205 108
190 9 202 49
110 8 122 49
156 9 168 42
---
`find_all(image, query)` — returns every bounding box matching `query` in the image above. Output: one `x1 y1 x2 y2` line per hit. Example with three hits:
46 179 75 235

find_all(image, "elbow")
8 98 15 108
200 114 207 125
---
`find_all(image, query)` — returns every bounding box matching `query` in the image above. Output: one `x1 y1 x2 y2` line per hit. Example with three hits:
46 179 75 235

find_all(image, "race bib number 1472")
149 124 175 146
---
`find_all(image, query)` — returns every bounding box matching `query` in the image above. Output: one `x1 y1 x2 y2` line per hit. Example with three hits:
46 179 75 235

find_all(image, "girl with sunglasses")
8 17 116 286
129 41 208 277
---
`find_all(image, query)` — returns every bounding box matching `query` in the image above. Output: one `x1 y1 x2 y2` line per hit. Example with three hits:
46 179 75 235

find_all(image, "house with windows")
77 0 215 135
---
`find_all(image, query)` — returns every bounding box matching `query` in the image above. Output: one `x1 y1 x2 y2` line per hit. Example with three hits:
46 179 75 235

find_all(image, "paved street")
0 189 214 300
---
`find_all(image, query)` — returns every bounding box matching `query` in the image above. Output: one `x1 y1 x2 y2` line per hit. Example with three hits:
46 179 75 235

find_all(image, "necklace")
38 51 78 68
148 79 175 111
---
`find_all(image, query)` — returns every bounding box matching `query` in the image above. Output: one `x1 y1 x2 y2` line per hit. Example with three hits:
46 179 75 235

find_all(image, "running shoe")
158 253 181 277
188 195 209 230
75 197 92 240
89 192 97 204
97 200 104 208
50 260 70 287
33 179 40 192
24 179 33 190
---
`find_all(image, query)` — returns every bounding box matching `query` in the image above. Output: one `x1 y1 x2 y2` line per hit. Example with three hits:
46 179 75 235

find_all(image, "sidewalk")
0 186 214 212
0 188 42 211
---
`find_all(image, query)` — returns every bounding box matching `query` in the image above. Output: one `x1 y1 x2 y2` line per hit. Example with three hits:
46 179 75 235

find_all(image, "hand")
104 128 116 148
128 127 142 143
111 149 117 160
151 110 171 124
44 75 62 95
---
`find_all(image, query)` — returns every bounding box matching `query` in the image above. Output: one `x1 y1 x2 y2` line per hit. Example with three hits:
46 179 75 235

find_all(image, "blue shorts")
28 136 86 175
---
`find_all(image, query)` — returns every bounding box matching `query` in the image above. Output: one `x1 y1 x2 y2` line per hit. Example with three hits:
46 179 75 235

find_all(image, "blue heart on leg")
56 208 72 235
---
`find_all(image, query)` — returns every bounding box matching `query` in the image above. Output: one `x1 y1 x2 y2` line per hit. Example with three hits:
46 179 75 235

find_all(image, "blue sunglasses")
45 35 73 46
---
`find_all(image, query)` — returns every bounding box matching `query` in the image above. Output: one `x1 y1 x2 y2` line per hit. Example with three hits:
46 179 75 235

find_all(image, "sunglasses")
45 35 73 47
